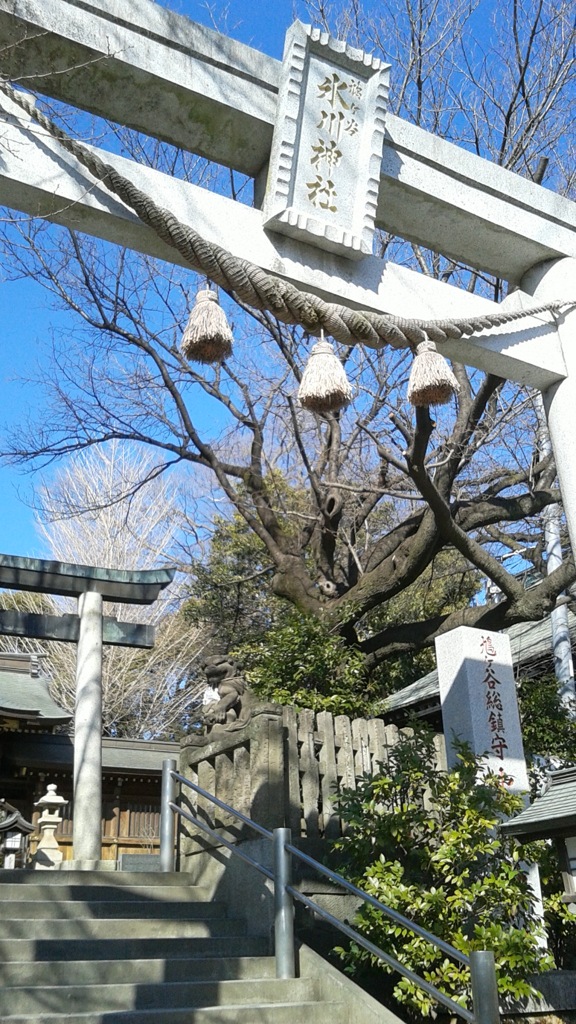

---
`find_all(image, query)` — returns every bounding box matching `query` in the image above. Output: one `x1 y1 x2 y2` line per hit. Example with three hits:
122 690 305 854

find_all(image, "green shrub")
331 726 553 1018
234 611 374 716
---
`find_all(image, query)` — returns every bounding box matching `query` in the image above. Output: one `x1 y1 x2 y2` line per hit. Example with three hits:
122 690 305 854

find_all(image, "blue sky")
0 277 68 556
0 0 307 558
168 0 306 58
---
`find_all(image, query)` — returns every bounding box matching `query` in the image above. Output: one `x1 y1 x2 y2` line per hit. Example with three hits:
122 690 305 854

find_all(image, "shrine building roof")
1 731 179 775
0 652 71 726
500 767 576 841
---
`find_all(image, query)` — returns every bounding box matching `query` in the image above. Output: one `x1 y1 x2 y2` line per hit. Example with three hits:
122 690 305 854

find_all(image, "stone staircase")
0 869 398 1023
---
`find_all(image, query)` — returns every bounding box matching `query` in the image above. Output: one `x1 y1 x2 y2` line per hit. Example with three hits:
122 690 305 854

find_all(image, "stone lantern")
31 783 68 870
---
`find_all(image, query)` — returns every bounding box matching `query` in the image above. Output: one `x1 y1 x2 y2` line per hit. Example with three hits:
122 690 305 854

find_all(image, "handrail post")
273 827 295 978
160 758 178 872
470 951 500 1024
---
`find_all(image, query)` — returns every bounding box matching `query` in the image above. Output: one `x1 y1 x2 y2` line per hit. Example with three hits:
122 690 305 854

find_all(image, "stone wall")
178 704 446 861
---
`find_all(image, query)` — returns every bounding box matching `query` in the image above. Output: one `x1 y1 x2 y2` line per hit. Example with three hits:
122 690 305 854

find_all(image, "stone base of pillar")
57 859 117 871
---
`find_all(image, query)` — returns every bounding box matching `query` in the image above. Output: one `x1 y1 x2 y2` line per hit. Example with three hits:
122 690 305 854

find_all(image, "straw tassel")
180 288 233 364
407 339 460 407
298 336 353 413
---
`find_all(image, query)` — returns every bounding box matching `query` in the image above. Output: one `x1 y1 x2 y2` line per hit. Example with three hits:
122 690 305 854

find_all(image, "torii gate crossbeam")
1 0 576 555
2 0 576 280
0 91 568 391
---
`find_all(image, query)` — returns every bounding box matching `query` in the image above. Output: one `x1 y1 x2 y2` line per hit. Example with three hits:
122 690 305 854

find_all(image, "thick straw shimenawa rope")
1 81 567 348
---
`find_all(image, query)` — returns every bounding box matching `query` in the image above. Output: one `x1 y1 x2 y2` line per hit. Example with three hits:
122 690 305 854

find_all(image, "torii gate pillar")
75 592 104 864
522 257 576 562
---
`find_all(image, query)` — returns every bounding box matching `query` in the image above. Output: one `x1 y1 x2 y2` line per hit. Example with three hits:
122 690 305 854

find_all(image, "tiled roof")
1 731 179 774
383 668 439 715
0 670 71 724
501 767 576 840
382 613 576 715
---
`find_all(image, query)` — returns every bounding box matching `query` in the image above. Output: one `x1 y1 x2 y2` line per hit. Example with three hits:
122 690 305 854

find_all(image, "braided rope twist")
1 81 566 349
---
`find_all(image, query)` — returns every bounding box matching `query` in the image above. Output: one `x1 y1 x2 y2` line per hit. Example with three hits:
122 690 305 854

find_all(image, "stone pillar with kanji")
435 626 530 795
435 625 545 935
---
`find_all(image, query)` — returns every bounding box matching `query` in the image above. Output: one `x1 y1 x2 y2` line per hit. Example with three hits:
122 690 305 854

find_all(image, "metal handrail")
161 760 500 1024
173 770 272 839
284 839 471 967
172 772 469 965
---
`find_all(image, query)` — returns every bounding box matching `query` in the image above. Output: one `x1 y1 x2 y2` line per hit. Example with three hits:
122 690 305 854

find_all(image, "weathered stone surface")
263 22 389 258
0 0 277 177
31 784 68 870
435 626 530 795
1 90 568 389
2 1 576 279
523 258 576 575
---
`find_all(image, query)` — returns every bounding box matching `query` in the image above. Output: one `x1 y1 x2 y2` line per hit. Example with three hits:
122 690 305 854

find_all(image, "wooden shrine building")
0 652 178 865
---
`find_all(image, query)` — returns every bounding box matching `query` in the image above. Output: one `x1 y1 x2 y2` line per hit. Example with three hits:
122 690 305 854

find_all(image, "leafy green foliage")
539 883 576 971
186 509 376 713
184 511 286 651
234 611 375 716
518 673 576 767
331 726 552 1017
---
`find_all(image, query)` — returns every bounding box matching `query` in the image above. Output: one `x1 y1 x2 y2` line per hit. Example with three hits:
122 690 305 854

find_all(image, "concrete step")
0 956 276 988
0 883 209 902
0 935 270 962
0 873 392 1024
0 977 319 1015
0 1001 350 1024
0 870 190 885
0 916 247 940
0 899 227 919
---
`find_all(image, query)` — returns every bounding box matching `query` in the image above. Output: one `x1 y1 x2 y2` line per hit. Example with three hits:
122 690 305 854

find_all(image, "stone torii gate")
0 555 174 867
1 5 576 542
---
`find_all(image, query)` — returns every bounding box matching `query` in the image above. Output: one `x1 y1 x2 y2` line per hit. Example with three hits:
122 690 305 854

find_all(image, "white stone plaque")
263 22 390 260
435 626 530 795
